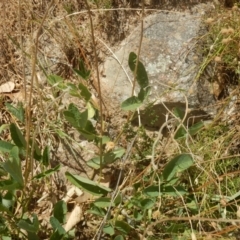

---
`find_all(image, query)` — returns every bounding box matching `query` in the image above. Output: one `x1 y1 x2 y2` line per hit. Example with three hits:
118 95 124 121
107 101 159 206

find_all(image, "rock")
100 3 216 120
131 102 210 130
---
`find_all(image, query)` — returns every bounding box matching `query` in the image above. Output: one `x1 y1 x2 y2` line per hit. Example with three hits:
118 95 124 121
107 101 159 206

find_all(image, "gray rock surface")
101 3 215 115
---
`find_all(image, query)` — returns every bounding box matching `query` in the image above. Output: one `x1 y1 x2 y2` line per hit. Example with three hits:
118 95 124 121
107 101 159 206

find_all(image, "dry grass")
0 0 240 239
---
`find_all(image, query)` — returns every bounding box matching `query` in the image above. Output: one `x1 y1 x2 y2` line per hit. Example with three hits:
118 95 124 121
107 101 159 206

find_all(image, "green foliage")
87 147 125 170
162 154 194 182
5 103 25 123
121 52 150 111
65 172 111 196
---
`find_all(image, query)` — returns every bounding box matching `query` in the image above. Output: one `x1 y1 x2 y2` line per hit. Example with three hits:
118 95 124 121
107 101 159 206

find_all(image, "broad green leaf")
2 191 15 210
5 103 25 123
50 217 66 236
174 126 187 139
188 121 204 135
32 141 42 161
67 173 110 195
3 147 23 187
0 140 14 153
84 120 95 133
87 148 125 170
0 124 9 134
0 202 12 214
133 210 143 221
128 52 137 72
128 52 149 88
32 214 39 232
47 75 63 86
114 193 122 206
163 186 187 196
140 199 155 210
173 107 185 120
42 146 50 166
175 121 204 139
115 221 131 235
2 237 11 240
114 235 124 240
78 83 91 102
10 123 26 149
87 205 106 217
138 86 151 102
67 83 81 98
103 224 115 236
33 164 61 180
64 104 89 130
0 179 21 191
74 59 91 80
162 154 194 182
18 218 39 233
54 200 67 224
143 185 162 197
87 102 95 119
121 96 142 111
93 197 111 208
65 172 111 196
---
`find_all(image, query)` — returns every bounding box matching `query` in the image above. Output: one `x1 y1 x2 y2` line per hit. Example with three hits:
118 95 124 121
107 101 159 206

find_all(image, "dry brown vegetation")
0 0 240 239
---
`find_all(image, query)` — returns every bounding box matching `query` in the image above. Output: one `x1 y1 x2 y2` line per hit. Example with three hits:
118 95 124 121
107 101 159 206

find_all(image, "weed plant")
0 1 240 240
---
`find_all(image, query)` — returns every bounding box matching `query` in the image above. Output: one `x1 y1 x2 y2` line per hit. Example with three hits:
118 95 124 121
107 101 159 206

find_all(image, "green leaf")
33 164 61 180
115 221 131 235
1 191 15 210
0 140 15 153
3 147 24 187
162 154 194 182
50 217 66 236
87 147 125 170
87 102 95 119
18 217 39 233
143 185 162 197
93 197 111 208
128 52 137 72
174 126 187 139
5 103 25 123
114 193 122 206
47 75 64 86
114 235 125 240
128 52 149 88
54 200 67 224
78 83 91 102
42 146 50 166
163 186 187 196
65 172 111 196
66 83 81 98
175 121 204 139
0 124 9 134
173 107 185 120
32 141 42 161
87 205 106 217
0 179 21 191
188 121 204 135
133 210 143 221
103 224 115 236
64 104 88 129
140 199 155 210
81 120 96 136
121 96 142 111
74 59 91 80
138 86 151 102
9 123 26 149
